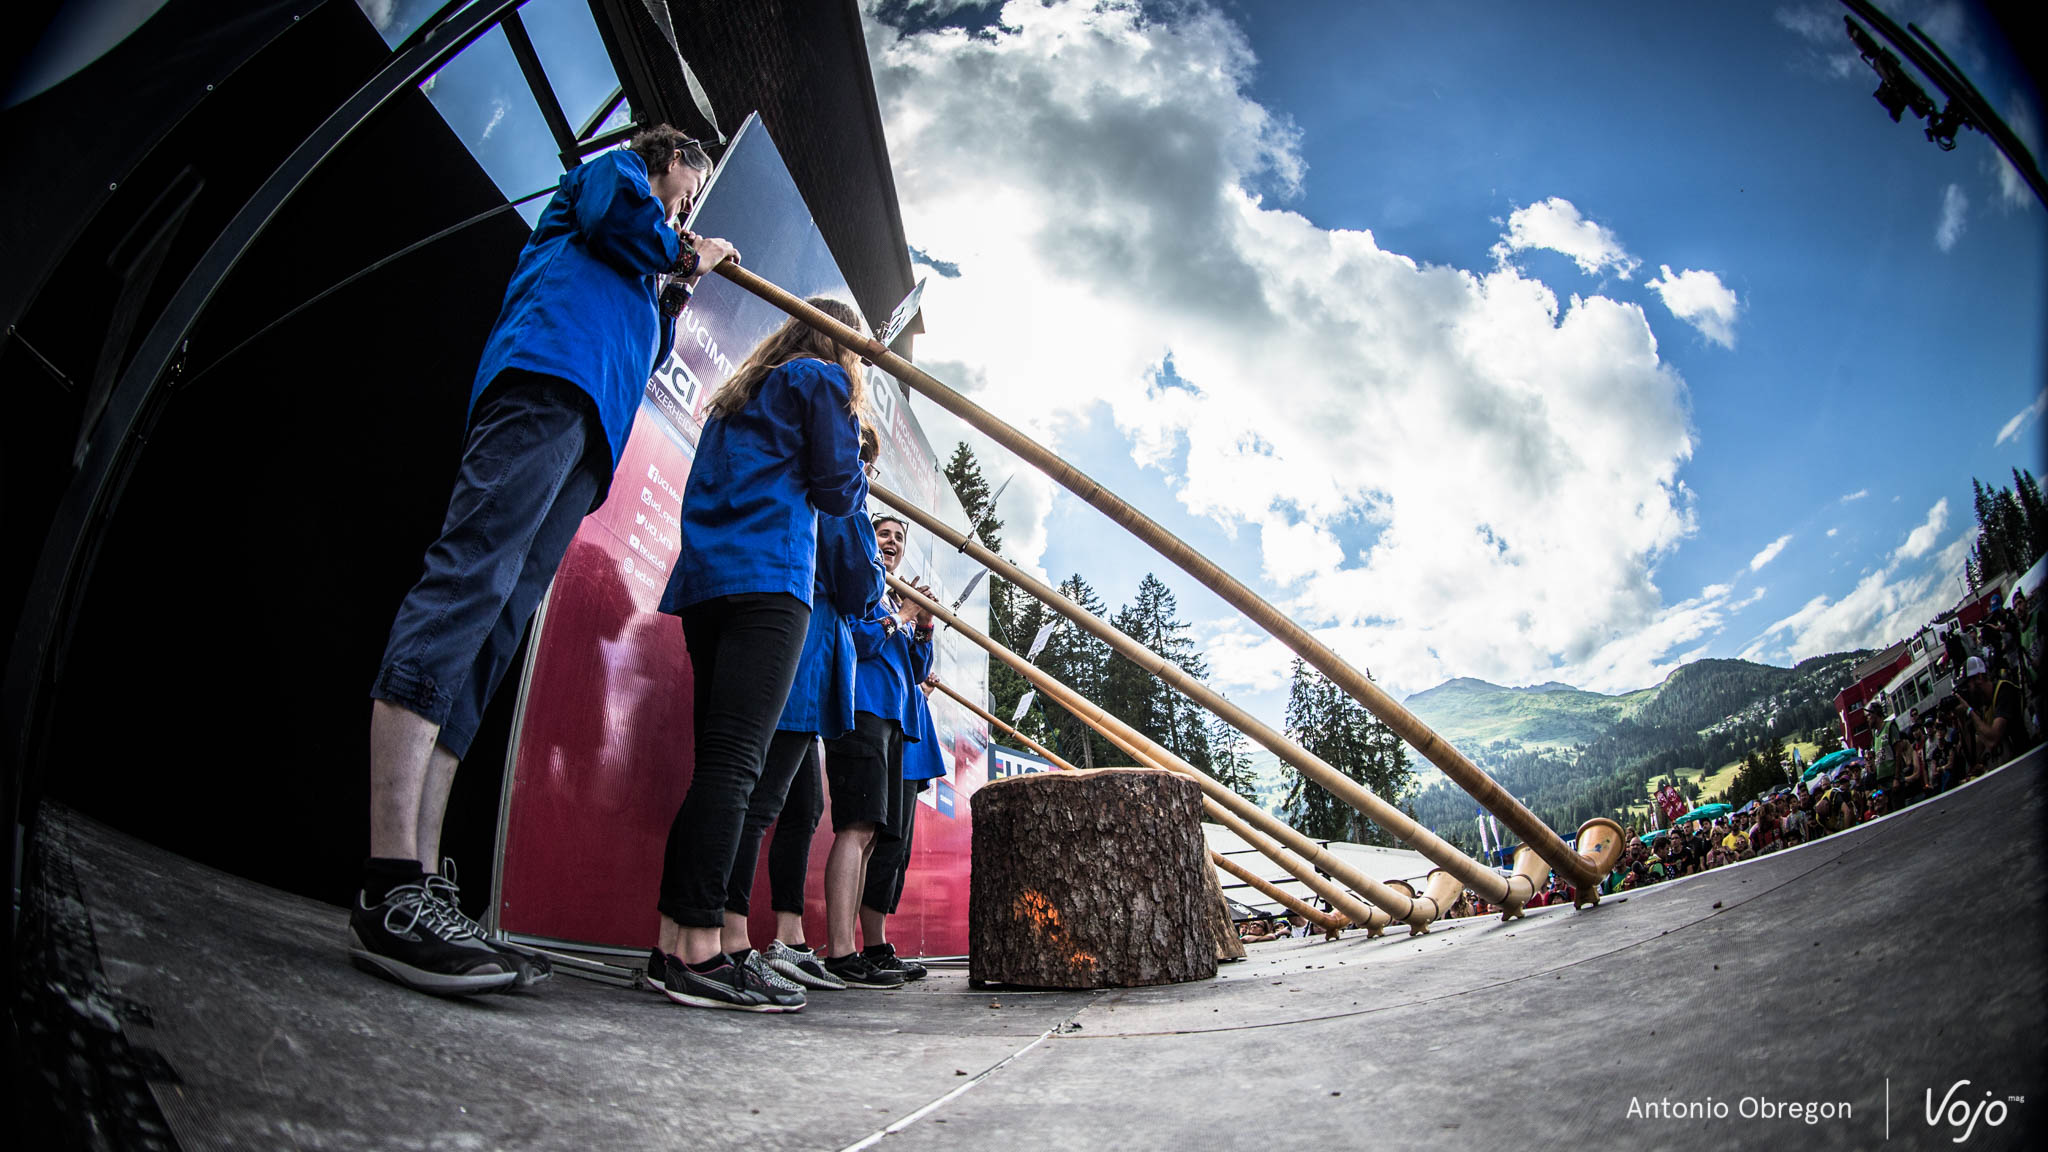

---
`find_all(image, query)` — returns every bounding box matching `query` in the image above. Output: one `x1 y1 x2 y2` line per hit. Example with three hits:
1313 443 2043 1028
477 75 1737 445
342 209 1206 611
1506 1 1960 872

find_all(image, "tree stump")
970 768 1219 988
1201 852 1249 962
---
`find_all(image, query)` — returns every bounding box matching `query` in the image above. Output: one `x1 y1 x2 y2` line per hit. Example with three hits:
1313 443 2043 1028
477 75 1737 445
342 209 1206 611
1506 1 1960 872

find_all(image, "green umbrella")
1673 803 1731 825
1804 749 1860 781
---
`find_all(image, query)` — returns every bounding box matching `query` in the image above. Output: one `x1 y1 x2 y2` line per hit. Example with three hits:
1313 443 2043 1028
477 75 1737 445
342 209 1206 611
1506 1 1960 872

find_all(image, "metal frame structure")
0 0 696 946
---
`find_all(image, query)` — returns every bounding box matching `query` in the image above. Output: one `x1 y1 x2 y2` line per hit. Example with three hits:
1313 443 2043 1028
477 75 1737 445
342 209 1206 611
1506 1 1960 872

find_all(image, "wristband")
670 239 700 279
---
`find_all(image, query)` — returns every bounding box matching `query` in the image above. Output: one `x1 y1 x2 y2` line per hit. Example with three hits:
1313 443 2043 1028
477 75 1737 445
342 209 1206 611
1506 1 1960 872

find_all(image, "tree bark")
970 768 1219 988
1201 847 1248 962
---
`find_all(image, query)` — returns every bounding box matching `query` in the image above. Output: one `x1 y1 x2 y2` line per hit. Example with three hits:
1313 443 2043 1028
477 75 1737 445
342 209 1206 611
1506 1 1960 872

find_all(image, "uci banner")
493 116 990 958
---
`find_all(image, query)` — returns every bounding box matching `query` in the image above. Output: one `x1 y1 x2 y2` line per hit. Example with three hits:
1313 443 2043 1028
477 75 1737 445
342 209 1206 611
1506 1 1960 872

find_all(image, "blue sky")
863 0 2045 728
365 0 2044 734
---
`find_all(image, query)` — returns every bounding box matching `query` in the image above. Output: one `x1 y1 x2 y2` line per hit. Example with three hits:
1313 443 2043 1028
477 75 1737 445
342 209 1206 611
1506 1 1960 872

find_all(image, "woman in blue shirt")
650 299 870 1013
722 489 886 993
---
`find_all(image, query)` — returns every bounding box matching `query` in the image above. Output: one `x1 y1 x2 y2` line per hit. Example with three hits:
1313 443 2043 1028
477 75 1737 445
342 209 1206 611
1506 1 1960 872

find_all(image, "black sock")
862 942 893 958
360 857 425 904
686 954 731 974
729 947 754 965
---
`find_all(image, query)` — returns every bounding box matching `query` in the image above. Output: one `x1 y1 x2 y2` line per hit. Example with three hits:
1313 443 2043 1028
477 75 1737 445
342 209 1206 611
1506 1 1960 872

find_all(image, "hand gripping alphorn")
715 261 1609 893
889 573 1419 933
872 480 1524 912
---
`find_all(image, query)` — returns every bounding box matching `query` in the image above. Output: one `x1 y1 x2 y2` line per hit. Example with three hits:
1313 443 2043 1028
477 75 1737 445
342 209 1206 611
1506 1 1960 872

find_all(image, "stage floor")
22 747 2045 1150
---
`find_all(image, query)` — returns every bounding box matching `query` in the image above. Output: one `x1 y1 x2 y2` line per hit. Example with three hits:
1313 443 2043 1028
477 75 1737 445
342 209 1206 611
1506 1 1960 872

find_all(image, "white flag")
1010 690 1036 725
1026 619 1060 661
947 569 987 614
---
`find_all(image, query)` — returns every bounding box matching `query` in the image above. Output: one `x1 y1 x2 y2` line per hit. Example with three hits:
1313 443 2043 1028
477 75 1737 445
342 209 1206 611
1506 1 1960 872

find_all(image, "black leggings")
657 592 809 927
724 730 824 917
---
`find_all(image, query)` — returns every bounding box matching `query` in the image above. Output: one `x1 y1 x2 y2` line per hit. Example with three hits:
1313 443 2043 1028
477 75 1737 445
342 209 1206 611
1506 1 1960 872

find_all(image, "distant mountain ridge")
1401 677 1655 753
1401 652 1872 846
1402 655 1861 754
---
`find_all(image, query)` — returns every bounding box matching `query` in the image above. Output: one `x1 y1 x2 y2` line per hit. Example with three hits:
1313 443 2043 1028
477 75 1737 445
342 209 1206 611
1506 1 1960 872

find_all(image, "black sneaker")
426 865 551 989
824 951 906 989
658 953 793 1013
638 947 669 992
348 882 517 996
866 942 928 981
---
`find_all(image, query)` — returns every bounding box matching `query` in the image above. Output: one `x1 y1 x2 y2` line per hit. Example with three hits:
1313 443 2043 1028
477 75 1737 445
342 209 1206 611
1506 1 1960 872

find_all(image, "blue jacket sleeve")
820 515 886 618
849 601 894 659
909 632 934 684
571 153 680 277
802 364 868 517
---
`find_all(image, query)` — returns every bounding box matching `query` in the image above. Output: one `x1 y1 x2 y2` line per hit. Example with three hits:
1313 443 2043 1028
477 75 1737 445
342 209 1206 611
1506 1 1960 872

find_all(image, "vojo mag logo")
1925 1080 2021 1143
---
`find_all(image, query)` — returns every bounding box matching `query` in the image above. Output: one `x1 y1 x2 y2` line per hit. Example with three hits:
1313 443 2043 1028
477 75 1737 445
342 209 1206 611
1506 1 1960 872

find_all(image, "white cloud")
1646 265 1740 347
1995 388 2047 446
1777 3 1979 80
867 0 1701 700
1993 99 2038 207
1936 183 1969 251
1894 499 1948 561
1749 533 1793 571
1840 489 1868 503
1827 527 1839 537
1752 528 1975 663
1491 197 1640 279
478 96 508 143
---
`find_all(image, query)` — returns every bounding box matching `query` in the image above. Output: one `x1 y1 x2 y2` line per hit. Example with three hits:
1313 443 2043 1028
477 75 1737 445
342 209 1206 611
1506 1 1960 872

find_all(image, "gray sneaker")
762 940 846 990
740 948 807 996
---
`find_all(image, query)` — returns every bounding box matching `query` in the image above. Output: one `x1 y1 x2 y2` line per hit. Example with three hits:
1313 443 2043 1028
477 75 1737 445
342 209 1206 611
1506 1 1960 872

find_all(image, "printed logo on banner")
989 746 1054 781
647 303 739 442
933 778 956 818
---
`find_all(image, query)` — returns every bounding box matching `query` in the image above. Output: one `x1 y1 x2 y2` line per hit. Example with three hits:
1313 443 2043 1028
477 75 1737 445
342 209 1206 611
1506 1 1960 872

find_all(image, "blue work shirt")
901 682 946 782
470 149 681 470
662 357 867 612
849 590 934 738
777 514 886 739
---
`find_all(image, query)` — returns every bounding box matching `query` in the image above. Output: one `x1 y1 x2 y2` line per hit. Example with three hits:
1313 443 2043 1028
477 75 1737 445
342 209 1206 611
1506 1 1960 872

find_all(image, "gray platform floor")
41 747 2048 1150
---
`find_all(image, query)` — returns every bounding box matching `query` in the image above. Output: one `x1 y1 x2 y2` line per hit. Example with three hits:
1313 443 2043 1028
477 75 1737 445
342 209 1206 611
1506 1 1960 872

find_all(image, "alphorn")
1199 799 1393 936
1211 851 1346 935
929 678 1079 773
932 677 1360 933
716 261 1606 891
872 479 1526 911
889 572 1428 932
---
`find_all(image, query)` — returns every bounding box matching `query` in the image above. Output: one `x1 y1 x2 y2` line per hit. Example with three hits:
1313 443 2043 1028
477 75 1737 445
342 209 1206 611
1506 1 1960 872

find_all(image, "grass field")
1618 741 1822 827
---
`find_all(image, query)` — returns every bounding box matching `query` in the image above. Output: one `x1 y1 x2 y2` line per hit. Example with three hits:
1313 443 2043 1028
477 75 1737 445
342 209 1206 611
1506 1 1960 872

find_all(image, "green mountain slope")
1398 652 1870 850
1401 677 1655 752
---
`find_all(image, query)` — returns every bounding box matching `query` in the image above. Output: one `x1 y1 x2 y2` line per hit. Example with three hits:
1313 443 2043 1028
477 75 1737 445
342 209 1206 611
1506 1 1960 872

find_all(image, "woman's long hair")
707 297 870 422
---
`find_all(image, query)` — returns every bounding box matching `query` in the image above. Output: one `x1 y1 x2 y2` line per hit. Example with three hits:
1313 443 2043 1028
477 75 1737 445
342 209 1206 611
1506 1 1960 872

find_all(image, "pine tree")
942 441 1004 554
1814 723 1842 757
1102 574 1212 772
942 441 1042 745
1037 575 1115 768
2015 468 2048 562
1280 659 1413 843
1206 710 1259 805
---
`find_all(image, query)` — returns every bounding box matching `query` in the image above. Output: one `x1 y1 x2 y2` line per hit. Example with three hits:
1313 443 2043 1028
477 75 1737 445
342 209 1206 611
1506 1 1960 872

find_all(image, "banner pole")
715 260 1603 892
